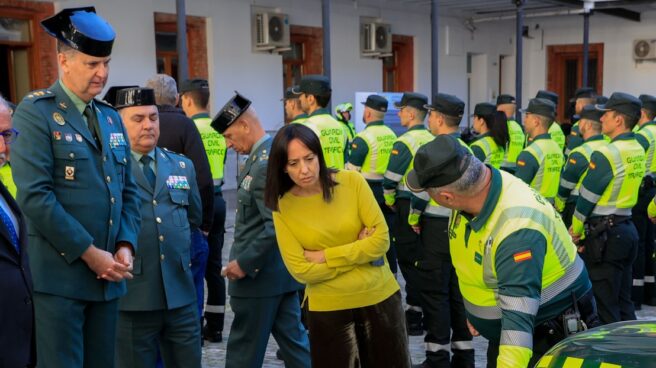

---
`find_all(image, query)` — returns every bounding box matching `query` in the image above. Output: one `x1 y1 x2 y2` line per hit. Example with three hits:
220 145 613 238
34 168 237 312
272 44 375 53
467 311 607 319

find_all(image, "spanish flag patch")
513 250 532 263
569 158 577 165
351 143 358 149
391 149 399 155
517 160 526 167
589 162 596 170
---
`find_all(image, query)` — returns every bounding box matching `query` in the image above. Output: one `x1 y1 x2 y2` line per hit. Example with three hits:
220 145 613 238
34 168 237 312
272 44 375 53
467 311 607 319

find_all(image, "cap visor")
594 104 611 111
423 104 434 111
393 101 405 108
405 170 425 193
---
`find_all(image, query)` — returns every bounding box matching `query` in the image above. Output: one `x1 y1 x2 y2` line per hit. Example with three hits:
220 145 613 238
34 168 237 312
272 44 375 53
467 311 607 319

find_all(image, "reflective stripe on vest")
395 129 434 192
637 125 656 176
471 135 504 169
524 139 564 200
502 120 525 169
194 116 226 181
450 172 578 321
569 139 607 197
304 114 347 169
358 125 397 179
587 139 645 216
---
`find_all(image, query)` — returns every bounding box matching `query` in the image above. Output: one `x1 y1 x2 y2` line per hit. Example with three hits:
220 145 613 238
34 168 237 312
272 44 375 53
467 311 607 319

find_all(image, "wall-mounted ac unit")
633 39 656 61
252 10 290 52
360 20 392 57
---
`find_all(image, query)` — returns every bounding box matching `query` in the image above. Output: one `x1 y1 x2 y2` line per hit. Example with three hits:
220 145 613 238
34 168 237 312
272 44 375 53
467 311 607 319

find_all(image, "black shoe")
276 349 284 361
645 298 656 306
405 309 424 336
202 325 223 343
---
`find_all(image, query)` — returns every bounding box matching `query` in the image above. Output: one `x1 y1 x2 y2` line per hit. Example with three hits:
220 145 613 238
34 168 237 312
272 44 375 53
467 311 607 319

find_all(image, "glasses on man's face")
0 128 19 145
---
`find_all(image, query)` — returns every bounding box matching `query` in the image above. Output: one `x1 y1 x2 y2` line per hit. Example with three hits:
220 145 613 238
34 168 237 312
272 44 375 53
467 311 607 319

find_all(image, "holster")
583 220 610 263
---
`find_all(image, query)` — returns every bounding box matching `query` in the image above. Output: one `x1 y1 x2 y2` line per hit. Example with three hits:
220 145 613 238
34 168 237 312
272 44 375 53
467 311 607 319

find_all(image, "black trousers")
306 292 411 368
583 220 639 324
631 182 656 307
393 198 423 308
204 190 226 331
561 201 576 229
417 217 473 368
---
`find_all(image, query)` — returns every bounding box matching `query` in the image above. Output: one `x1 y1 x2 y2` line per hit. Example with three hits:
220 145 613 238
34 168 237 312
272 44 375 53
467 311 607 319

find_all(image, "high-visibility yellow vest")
548 123 566 151
471 135 505 169
396 128 435 192
502 120 525 170
636 123 656 176
522 138 564 200
569 138 607 197
193 116 226 183
450 171 581 368
0 164 16 198
357 124 397 180
304 113 347 169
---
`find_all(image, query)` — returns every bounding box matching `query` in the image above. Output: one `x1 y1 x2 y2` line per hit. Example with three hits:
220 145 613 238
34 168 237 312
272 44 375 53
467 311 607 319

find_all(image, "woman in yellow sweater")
265 124 410 367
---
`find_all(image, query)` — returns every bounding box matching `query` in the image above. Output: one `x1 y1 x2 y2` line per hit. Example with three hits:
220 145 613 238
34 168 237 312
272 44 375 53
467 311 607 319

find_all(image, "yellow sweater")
273 170 399 311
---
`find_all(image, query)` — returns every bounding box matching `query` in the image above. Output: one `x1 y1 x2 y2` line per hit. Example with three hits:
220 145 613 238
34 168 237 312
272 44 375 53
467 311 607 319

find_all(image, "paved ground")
201 189 656 367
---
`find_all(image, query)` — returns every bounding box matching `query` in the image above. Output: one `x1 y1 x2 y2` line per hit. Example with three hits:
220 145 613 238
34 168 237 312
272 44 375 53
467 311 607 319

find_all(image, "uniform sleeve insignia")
572 132 578 136
589 162 596 170
569 158 577 165
391 149 399 155
513 250 532 263
352 143 358 149
517 160 526 167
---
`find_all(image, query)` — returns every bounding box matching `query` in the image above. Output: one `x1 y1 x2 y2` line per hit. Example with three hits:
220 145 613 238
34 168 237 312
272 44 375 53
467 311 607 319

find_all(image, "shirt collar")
309 108 330 117
191 112 210 120
611 132 635 142
461 167 502 232
407 124 427 132
585 134 605 142
532 133 551 141
59 79 91 115
447 131 462 139
131 149 156 163
250 134 271 156
293 113 308 121
365 120 384 128
639 121 656 129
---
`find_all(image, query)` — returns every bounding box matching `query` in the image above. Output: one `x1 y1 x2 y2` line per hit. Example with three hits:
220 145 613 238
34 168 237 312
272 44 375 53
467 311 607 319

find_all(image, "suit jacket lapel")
238 153 255 185
0 182 21 257
154 148 172 197
51 82 99 151
130 156 154 194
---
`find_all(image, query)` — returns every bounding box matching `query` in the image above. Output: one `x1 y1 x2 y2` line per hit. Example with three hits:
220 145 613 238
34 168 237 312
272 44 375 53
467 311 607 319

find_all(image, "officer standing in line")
11 7 141 367
114 88 202 367
555 105 606 228
346 94 398 272
535 90 566 151
383 92 433 336
406 134 598 368
496 94 525 174
178 78 227 342
407 94 474 368
515 98 564 204
212 93 310 368
283 86 307 125
565 87 597 155
470 103 507 169
570 92 645 325
630 94 656 310
335 102 356 144
294 75 348 169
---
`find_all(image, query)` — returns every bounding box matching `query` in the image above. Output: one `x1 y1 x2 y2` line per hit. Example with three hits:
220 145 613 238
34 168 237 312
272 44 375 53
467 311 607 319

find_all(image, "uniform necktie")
0 205 19 253
140 155 156 189
83 105 101 145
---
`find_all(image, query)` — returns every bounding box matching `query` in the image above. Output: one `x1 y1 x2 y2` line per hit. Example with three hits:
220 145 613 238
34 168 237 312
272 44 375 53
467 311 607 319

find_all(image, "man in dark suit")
0 95 34 368
11 8 141 368
114 88 202 367
211 93 310 368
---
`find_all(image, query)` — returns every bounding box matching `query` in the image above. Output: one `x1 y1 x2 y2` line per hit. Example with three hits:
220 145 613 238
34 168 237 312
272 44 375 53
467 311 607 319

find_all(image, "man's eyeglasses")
0 128 19 145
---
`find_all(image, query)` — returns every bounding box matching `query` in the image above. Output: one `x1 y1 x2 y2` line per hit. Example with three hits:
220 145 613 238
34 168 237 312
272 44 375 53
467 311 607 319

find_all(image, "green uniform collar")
532 133 551 141
250 134 270 156
584 134 605 142
365 120 384 128
293 113 308 121
59 79 91 115
191 112 210 120
461 167 502 232
611 132 635 142
407 124 427 132
309 108 330 117
448 131 462 139
639 121 656 130
475 132 491 139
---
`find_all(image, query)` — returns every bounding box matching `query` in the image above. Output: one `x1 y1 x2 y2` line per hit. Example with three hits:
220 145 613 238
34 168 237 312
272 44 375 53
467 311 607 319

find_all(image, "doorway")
382 34 413 92
547 43 604 123
282 25 323 91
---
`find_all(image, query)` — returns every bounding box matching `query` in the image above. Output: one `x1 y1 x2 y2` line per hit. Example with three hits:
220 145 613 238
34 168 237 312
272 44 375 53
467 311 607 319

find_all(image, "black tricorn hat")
114 88 157 110
211 92 252 134
41 7 115 57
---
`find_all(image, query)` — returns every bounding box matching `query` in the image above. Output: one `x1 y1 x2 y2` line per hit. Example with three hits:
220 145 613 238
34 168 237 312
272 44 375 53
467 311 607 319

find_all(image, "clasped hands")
303 226 375 264
82 242 134 282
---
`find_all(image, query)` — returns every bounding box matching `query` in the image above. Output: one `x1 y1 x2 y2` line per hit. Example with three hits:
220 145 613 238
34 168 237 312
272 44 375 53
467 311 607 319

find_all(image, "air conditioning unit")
633 39 656 61
252 11 290 51
360 21 392 57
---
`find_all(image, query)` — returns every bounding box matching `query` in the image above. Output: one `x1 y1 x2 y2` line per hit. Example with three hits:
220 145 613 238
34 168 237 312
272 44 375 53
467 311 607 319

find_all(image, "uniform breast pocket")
236 189 252 222
52 144 90 188
111 147 128 187
169 189 190 227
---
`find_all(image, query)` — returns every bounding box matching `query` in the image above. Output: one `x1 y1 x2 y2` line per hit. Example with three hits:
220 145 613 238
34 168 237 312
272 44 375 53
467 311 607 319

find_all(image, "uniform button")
111 197 116 204
109 219 113 226
156 217 162 224
152 200 157 206
106 176 111 183
123 158 128 163
158 235 164 242
69 152 75 159
60 252 65 256
103 155 108 162
254 269 259 273
189 262 192 267
160 254 165 261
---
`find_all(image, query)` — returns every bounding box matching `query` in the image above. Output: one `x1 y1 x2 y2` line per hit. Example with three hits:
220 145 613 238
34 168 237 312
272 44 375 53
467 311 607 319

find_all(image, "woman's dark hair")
478 110 510 148
264 124 338 211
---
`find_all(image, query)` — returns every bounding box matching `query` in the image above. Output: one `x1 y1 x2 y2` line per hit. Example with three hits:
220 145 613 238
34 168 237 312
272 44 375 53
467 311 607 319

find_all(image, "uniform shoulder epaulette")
162 147 187 158
259 148 269 161
94 98 117 110
23 89 55 103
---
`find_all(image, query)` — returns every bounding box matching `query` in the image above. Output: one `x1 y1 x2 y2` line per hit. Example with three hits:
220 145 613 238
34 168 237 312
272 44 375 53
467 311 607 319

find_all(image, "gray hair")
145 74 178 106
0 94 9 113
428 155 485 195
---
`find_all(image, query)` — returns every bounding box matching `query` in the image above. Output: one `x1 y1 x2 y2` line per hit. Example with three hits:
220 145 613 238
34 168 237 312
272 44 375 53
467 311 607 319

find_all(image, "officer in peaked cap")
535 90 566 150
113 87 203 368
212 93 310 368
11 6 141 368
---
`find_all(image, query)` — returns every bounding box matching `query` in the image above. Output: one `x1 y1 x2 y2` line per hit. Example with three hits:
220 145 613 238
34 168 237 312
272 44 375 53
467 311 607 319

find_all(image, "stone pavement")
201 189 656 367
